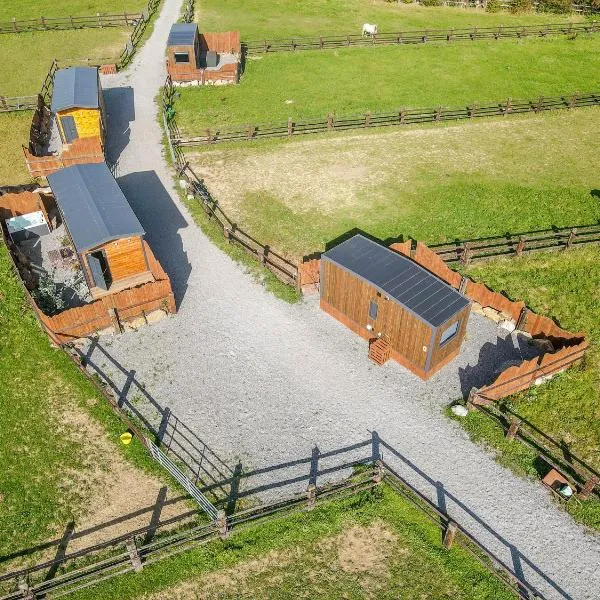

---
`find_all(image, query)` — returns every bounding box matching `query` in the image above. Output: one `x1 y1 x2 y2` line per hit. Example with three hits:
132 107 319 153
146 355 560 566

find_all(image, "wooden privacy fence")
0 13 141 34
431 223 600 264
175 91 600 146
0 435 541 600
243 21 598 53
0 96 38 112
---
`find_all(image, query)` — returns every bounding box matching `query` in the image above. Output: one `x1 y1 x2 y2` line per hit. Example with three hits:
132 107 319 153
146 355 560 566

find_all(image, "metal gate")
148 439 219 520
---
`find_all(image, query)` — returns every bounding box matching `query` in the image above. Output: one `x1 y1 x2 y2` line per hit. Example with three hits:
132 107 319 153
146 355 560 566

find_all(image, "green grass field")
0 112 36 187
176 35 600 132
186 108 600 261
0 0 149 21
458 246 600 530
68 485 515 600
0 244 170 558
0 28 131 96
196 0 580 39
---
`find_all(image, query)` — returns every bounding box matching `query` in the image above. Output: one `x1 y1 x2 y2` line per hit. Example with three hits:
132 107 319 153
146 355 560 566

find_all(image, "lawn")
0 112 36 187
0 0 149 21
458 246 600 530
0 28 131 96
68 485 515 600
196 0 581 39
0 243 174 562
186 108 600 261
175 35 600 132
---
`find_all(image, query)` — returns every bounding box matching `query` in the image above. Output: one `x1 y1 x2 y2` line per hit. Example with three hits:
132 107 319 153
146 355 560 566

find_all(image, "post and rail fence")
0 432 544 600
242 21 598 54
0 12 141 34
117 0 161 69
0 96 38 113
174 91 600 146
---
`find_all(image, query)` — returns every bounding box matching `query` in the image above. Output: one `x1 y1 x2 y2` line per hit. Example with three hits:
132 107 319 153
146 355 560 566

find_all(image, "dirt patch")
336 520 399 573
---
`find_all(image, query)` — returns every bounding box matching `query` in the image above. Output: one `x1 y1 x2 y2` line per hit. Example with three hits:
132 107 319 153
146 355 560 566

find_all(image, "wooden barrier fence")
0 96 38 112
0 434 541 600
243 21 598 54
175 91 600 146
117 0 161 69
182 0 195 23
0 12 140 34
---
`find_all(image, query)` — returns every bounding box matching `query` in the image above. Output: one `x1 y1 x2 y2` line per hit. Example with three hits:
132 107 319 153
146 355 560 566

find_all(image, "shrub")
486 0 502 12
537 0 573 12
421 0 443 6
509 0 534 12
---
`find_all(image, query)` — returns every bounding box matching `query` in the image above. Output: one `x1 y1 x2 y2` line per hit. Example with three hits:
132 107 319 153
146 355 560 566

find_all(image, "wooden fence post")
468 104 477 119
108 308 123 333
125 537 143 572
515 235 525 256
205 128 211 144
12 18 18 32
287 117 293 136
246 125 254 140
506 418 521 441
460 242 472 266
443 521 458 549
504 97 512 115
459 276 468 295
399 109 406 124
326 113 334 131
435 106 442 121
569 93 579 108
373 461 384 484
364 111 371 127
306 483 317 509
516 307 529 331
577 476 599 501
565 228 576 250
535 96 544 113
215 510 229 538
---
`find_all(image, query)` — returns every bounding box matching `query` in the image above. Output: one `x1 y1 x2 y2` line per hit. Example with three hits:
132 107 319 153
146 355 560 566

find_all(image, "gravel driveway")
90 2 600 598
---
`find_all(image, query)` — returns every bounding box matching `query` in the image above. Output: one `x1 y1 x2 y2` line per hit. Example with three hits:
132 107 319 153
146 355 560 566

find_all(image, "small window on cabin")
369 300 378 320
439 321 460 346
174 52 190 63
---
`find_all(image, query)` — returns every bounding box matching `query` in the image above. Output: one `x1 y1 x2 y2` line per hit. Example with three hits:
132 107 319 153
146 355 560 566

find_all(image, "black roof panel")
51 67 99 112
47 163 145 253
167 23 198 46
322 235 469 327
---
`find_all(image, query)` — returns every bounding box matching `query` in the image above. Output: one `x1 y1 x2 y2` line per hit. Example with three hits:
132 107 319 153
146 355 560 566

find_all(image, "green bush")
537 0 573 12
509 0 534 12
486 0 502 12
421 0 443 6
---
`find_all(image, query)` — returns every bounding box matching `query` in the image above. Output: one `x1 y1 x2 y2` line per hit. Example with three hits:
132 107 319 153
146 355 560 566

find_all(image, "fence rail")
0 96 38 112
243 21 598 53
0 436 540 600
175 91 600 146
431 223 600 264
117 0 161 69
0 12 141 34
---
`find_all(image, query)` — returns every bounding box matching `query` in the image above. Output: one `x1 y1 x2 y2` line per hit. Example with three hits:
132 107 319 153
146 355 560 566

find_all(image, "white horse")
362 23 378 37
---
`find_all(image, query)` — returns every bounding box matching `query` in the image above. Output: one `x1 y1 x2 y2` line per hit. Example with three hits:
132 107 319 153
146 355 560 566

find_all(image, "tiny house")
320 235 471 379
51 67 105 147
47 163 154 299
167 22 201 73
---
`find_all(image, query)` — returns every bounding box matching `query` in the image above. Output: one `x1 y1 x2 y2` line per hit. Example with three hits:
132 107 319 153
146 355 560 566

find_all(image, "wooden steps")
369 337 391 366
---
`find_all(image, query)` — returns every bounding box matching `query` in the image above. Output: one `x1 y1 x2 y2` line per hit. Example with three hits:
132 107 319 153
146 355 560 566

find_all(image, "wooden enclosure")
320 235 470 379
166 23 240 84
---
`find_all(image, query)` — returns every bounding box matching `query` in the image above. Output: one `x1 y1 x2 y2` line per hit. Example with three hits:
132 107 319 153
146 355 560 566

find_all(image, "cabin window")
369 300 378 320
174 52 190 63
439 321 460 346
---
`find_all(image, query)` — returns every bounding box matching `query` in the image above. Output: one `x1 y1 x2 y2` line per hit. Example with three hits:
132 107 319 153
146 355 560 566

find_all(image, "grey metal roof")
167 22 198 46
51 67 99 112
47 163 145 253
322 235 469 328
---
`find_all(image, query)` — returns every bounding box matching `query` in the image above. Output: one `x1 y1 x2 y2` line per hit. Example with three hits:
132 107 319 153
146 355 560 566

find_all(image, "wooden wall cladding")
102 236 148 281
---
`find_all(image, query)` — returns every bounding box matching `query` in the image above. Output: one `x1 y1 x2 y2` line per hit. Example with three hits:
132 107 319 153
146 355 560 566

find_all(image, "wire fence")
0 12 141 34
243 21 598 53
174 91 600 146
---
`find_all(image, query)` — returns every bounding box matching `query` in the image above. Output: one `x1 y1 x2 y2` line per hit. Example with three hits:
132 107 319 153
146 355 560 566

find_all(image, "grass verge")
68 485 516 600
0 0 150 21
0 112 36 187
451 246 600 530
0 243 175 557
196 0 580 39
175 35 600 132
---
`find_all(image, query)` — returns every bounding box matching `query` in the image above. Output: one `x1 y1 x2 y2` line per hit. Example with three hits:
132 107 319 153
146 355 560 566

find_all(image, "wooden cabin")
320 235 471 379
51 67 105 148
166 23 240 84
47 163 154 299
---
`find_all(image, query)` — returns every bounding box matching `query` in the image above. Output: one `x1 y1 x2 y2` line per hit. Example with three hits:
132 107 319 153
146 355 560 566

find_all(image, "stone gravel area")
86 1 600 598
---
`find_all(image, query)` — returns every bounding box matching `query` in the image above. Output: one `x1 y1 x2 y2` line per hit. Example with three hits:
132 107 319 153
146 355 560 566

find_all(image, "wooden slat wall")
429 304 471 370
101 236 148 281
321 259 432 371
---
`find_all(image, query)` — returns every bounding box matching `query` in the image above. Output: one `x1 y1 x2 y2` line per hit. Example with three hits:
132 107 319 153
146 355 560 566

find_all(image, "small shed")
320 235 471 379
47 163 153 299
167 22 201 69
51 67 105 146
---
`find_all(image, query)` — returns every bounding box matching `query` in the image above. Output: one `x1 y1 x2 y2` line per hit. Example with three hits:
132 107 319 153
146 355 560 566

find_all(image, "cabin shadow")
116 170 191 304
102 86 135 168
458 331 539 397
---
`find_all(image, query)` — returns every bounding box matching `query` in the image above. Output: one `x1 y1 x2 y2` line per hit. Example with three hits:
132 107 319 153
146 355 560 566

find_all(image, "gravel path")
92 2 600 598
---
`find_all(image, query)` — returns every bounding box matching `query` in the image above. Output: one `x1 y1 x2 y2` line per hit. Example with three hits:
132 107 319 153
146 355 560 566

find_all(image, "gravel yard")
90 1 600 598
